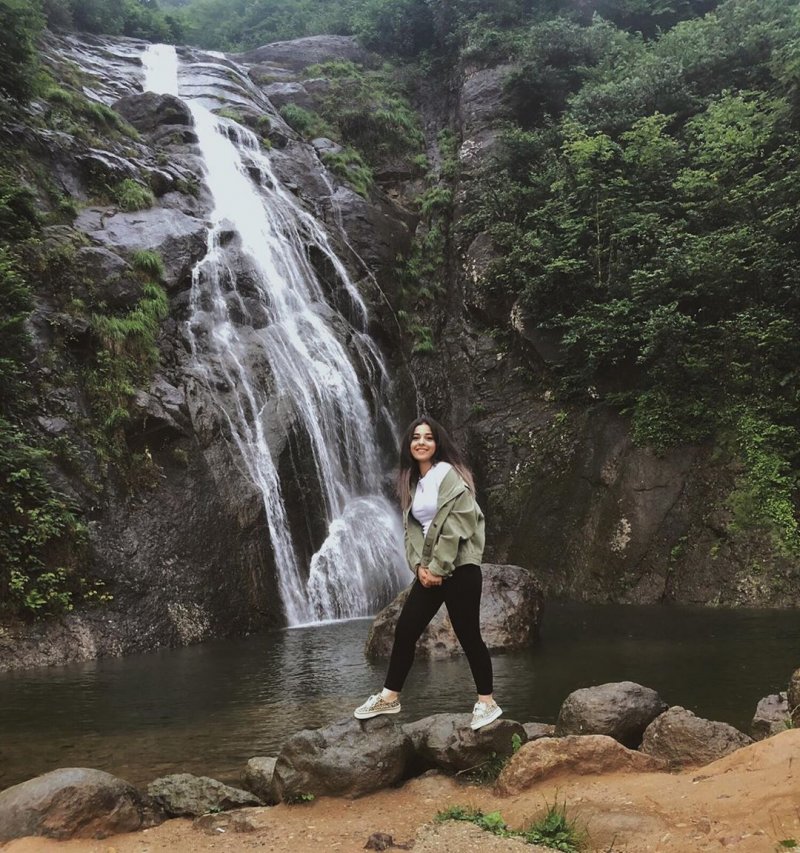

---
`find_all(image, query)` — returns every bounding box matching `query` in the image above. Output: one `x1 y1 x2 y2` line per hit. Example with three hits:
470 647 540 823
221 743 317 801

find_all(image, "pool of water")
1 602 797 789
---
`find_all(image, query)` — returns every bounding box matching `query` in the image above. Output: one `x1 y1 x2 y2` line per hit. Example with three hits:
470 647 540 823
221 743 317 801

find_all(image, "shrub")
110 179 154 211
321 147 373 197
279 103 332 139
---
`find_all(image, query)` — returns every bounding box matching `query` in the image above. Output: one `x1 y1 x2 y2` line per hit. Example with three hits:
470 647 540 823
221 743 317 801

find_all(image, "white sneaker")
471 700 502 730
354 693 401 720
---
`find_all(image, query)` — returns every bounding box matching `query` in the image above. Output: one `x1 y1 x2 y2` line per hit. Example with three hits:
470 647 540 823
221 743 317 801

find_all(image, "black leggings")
384 563 493 696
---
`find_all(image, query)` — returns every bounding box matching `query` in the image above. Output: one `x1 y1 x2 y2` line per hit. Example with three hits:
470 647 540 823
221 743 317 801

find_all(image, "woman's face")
410 422 437 467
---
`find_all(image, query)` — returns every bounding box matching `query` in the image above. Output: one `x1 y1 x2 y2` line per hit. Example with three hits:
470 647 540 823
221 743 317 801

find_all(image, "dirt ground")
3 729 799 853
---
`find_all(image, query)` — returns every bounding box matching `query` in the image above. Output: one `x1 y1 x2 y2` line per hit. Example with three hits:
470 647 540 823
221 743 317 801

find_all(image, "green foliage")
436 802 583 852
110 178 154 211
458 0 800 547
523 801 585 852
321 147 373 197
279 103 332 139
43 0 183 42
0 0 43 102
130 249 166 280
0 247 33 406
87 282 168 433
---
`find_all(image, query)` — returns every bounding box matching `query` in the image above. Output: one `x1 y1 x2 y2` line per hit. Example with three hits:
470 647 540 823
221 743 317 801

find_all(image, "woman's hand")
418 566 443 588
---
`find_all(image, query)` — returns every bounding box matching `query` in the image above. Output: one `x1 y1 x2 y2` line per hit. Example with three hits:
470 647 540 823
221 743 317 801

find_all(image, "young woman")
354 416 502 731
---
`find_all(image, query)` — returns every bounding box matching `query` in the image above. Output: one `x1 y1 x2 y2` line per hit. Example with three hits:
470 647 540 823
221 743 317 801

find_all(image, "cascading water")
141 44 407 625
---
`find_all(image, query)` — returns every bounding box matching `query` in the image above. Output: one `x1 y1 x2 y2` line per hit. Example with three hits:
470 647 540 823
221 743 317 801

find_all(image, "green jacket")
403 467 485 579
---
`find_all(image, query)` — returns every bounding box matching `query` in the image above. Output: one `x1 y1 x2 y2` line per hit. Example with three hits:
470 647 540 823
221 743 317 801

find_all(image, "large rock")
0 768 158 842
365 563 543 659
403 713 525 775
459 65 516 135
751 693 790 740
495 735 664 796
74 245 143 311
146 774 261 817
241 757 277 804
555 681 667 748
640 706 753 768
113 92 193 133
272 716 412 800
74 206 207 292
235 35 374 71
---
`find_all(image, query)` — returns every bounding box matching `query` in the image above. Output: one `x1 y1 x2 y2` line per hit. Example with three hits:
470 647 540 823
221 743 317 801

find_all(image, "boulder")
640 707 753 768
114 92 193 133
495 735 665 796
146 774 261 817
241 757 277 804
523 722 555 741
74 245 144 311
0 768 158 842
272 716 412 800
751 693 790 740
262 81 314 111
402 713 525 775
235 36 374 71
788 668 800 726
555 681 667 748
365 564 543 659
459 65 516 135
74 206 207 292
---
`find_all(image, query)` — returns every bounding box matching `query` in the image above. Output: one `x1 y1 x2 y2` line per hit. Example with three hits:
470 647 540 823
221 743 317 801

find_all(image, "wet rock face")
114 92 193 132
640 706 753 768
0 768 160 842
146 774 261 817
272 716 413 800
495 735 665 796
365 564 544 660
555 682 668 749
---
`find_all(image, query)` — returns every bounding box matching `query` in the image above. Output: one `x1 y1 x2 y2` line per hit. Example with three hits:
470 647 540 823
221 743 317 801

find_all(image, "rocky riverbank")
2 672 797 849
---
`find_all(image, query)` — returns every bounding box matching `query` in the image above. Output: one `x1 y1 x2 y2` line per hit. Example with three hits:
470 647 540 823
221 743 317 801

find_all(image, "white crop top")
411 462 453 536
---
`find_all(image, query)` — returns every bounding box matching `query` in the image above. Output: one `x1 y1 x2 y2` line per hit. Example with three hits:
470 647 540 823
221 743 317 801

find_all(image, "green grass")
321 147 373 197
130 249 165 280
436 800 584 852
110 179 154 212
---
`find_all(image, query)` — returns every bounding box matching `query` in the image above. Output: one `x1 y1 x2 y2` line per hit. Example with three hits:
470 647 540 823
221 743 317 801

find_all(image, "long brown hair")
396 416 475 509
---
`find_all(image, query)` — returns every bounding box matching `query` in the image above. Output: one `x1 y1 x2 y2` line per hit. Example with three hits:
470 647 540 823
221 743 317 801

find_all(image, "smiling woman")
354 416 502 731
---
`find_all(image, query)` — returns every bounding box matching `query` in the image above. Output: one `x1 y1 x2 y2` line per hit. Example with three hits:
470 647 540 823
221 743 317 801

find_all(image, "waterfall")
141 44 407 626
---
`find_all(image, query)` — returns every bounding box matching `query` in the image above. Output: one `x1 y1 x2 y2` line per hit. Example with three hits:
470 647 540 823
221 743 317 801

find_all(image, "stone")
74 206 207 292
751 693 790 740
235 36 374 71
74 245 143 311
495 735 665 795
241 757 277 804
262 81 314 111
146 774 261 817
365 564 543 659
522 722 555 741
402 714 525 775
640 707 753 768
459 65 516 135
272 716 412 800
788 668 800 726
311 137 343 155
0 768 158 842
192 811 256 835
555 681 667 748
113 92 193 133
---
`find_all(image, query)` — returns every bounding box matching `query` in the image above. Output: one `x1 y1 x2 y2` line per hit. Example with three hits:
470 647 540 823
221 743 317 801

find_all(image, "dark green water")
1 603 797 789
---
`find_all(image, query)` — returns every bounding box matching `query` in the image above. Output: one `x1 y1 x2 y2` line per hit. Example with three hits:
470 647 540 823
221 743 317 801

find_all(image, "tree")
0 0 44 103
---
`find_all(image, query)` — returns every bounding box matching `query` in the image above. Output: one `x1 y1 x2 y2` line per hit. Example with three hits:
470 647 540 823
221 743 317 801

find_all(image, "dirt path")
4 730 799 853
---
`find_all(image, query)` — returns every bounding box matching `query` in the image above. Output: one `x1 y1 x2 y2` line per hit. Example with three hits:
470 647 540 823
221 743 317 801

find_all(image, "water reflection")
1 603 797 788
